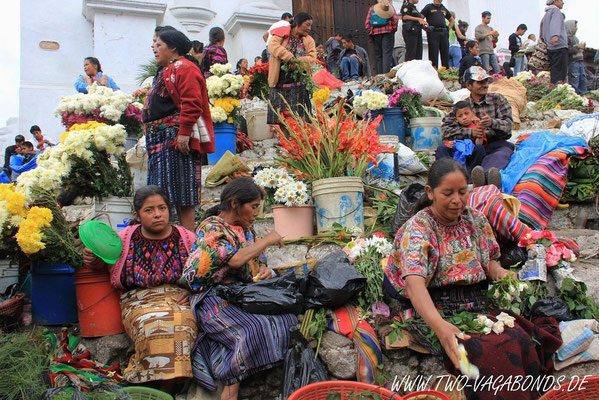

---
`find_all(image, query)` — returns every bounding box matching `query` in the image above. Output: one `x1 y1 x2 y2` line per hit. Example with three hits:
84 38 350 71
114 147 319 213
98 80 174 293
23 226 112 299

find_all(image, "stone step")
552 229 599 258
547 203 599 231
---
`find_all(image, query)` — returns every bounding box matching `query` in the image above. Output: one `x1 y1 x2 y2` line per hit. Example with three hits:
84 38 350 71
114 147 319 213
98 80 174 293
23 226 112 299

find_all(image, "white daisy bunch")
206 75 225 98
54 83 133 122
353 90 388 114
210 63 233 77
209 105 228 123
343 234 393 262
254 167 308 207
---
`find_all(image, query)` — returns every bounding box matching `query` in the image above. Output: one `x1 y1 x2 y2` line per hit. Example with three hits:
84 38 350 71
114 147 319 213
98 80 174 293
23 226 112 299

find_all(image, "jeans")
480 53 500 74
449 45 462 69
513 55 527 76
569 60 587 95
372 32 395 74
341 56 360 80
548 48 569 84
435 144 486 172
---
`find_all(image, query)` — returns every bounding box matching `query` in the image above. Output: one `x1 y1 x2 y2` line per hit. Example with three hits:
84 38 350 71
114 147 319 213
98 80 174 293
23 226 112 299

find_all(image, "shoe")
471 166 485 188
487 167 502 190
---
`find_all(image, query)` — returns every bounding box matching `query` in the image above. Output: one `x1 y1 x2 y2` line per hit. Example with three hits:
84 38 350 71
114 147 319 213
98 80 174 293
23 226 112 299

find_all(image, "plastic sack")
397 143 427 175
499 242 527 270
125 136 148 192
551 261 582 289
395 60 451 102
280 330 328 399
204 151 251 188
449 88 471 104
216 272 305 315
390 183 426 237
303 251 366 309
530 297 574 321
313 68 344 90
558 113 599 142
489 78 527 126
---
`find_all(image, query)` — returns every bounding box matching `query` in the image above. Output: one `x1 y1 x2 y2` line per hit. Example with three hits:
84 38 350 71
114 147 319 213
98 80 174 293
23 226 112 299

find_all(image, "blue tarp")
0 171 10 183
501 131 588 194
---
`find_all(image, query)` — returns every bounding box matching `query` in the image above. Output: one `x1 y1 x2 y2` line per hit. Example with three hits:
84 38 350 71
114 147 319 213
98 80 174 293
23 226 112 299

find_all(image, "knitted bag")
528 38 551 72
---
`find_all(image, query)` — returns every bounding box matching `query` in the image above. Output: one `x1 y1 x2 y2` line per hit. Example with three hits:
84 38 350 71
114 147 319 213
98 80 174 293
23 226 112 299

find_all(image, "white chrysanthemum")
210 105 228 123
0 201 9 228
210 63 233 77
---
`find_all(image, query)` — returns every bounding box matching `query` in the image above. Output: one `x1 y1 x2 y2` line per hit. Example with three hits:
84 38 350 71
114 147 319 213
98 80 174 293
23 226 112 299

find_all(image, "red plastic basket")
403 390 451 400
287 381 402 400
539 376 599 400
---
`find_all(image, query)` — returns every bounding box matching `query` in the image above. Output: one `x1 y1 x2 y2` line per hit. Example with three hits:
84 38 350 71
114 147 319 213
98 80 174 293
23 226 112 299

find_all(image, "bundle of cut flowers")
388 87 425 120
513 71 554 101
246 62 270 100
274 100 394 180
312 87 330 107
485 273 548 316
535 83 590 112
353 90 388 115
518 230 577 266
206 63 244 124
437 66 459 81
17 121 131 202
253 167 309 207
54 83 143 136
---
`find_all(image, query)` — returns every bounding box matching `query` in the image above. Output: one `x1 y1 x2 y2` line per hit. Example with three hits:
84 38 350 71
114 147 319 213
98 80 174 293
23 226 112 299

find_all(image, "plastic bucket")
409 117 443 151
245 109 272 141
370 135 399 181
208 123 237 165
312 177 364 233
31 261 78 325
370 108 406 144
75 267 124 337
272 205 315 240
0 259 19 294
95 197 134 232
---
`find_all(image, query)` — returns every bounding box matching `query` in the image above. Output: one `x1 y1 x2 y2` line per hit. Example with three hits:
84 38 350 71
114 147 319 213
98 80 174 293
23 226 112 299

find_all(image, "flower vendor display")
535 83 590 113
16 121 131 202
353 90 389 115
312 87 330 107
387 87 426 120
246 62 270 100
437 66 459 82
54 83 143 137
206 63 244 124
254 167 313 239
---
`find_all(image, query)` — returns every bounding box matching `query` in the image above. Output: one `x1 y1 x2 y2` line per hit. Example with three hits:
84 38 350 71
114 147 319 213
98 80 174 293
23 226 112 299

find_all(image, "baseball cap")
464 66 490 83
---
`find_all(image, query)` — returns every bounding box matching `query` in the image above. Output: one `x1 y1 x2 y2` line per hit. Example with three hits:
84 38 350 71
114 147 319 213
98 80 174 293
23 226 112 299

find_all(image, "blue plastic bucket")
409 117 443 151
31 261 78 325
370 108 406 144
208 123 237 165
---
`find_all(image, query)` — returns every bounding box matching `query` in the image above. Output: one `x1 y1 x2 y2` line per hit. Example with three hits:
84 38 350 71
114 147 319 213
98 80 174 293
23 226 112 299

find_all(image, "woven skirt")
145 125 201 207
267 82 312 125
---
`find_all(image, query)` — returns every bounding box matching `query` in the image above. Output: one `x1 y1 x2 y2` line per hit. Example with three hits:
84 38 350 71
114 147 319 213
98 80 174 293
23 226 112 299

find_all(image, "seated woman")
179 177 296 400
384 159 561 400
83 185 197 394
75 57 120 93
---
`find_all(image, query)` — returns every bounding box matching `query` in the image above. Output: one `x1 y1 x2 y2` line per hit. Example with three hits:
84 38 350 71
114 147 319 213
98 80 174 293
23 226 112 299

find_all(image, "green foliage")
352 255 384 309
306 308 329 357
558 278 599 320
136 59 158 86
280 59 317 94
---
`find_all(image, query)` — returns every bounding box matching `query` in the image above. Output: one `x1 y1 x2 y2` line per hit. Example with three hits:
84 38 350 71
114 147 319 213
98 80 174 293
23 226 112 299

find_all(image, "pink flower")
546 244 562 267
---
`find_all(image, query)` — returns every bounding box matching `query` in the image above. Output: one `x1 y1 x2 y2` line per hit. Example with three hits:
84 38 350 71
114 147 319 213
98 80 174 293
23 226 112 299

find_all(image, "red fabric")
313 69 344 90
163 57 215 154
364 5 399 37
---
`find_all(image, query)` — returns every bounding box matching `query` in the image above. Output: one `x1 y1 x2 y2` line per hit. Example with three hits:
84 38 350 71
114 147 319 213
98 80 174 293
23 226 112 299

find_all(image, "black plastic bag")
280 330 328 399
499 241 527 270
530 297 575 321
303 251 366 309
390 182 426 237
216 272 304 315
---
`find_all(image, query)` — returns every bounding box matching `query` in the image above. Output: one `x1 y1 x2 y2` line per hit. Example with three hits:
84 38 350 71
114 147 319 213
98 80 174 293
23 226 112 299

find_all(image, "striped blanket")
511 146 589 229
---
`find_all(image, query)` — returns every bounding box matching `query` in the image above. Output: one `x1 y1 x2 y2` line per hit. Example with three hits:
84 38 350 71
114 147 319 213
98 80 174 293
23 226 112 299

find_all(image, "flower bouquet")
437 66 459 82
246 62 270 100
353 90 388 115
388 87 426 120
535 83 589 112
55 83 143 137
206 64 244 124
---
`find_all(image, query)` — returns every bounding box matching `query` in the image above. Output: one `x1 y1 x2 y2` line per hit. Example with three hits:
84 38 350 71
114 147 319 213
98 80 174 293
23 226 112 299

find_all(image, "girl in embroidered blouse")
384 159 562 400
180 178 296 400
75 57 119 93
82 185 197 393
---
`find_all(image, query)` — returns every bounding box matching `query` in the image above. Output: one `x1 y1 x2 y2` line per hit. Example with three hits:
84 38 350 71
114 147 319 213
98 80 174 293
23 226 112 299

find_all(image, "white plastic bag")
397 143 427 175
395 60 451 102
558 113 599 142
126 136 148 191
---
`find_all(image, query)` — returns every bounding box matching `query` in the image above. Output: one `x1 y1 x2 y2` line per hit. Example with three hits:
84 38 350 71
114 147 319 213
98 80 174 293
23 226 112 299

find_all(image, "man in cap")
442 66 514 187
541 0 568 84
365 0 398 75
420 0 452 68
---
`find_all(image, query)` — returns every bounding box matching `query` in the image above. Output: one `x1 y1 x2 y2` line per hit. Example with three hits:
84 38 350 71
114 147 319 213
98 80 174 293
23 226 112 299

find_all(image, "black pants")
548 47 569 84
403 25 423 61
372 32 395 75
435 144 486 172
426 29 449 69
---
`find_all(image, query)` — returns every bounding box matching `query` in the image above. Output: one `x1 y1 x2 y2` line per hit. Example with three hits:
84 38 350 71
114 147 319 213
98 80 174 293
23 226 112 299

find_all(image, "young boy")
21 141 38 163
435 101 486 173
30 125 54 151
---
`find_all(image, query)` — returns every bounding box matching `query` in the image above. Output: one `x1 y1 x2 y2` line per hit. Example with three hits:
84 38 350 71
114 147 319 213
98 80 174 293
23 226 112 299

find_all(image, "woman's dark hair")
236 58 247 70
205 178 264 218
466 40 478 53
192 40 204 54
414 158 468 212
157 29 201 68
208 27 225 45
133 185 172 219
291 12 312 28
84 57 102 73
155 25 176 33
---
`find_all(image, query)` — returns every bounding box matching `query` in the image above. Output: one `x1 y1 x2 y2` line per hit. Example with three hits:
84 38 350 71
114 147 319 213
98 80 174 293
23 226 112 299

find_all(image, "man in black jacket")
3 135 25 176
509 24 528 75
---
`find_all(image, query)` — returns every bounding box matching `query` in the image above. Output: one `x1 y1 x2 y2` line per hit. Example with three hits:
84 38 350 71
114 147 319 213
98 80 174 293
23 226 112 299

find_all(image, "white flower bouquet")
253 167 309 207
206 66 244 124
353 90 389 115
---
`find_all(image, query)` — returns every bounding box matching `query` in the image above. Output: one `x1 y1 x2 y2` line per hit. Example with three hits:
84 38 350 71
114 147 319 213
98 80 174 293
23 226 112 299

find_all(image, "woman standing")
75 57 119 93
267 12 317 125
83 186 198 394
144 29 214 231
384 159 561 400
180 178 296 400
200 27 228 77
448 12 467 68
233 58 249 76
401 0 427 61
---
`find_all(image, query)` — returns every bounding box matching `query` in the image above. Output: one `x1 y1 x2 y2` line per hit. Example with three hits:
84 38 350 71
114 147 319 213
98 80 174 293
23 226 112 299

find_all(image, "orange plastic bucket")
74 267 125 337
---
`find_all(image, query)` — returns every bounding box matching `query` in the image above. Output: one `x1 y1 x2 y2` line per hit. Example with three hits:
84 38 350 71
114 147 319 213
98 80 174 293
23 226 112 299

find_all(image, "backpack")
370 8 389 27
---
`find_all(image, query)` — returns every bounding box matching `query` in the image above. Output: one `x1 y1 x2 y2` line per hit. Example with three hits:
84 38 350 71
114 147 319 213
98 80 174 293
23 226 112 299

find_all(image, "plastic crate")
288 381 401 400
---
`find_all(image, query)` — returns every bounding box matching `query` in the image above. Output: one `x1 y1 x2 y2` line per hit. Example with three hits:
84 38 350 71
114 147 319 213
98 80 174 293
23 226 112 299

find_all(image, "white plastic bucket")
246 109 272 141
312 177 364 233
371 135 399 180
0 259 18 293
94 197 134 232
409 117 443 151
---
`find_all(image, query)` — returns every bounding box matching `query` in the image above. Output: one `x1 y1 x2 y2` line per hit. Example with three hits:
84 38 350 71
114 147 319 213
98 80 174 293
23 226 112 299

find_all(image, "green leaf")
388 331 398 344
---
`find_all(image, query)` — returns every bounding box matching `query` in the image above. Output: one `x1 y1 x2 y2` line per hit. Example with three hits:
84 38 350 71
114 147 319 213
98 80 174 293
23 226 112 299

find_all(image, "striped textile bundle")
511 146 589 229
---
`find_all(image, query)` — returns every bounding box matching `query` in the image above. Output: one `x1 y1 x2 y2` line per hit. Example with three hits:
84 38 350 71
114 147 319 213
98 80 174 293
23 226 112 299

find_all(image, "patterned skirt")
145 122 201 207
267 82 312 125
120 285 198 383
190 289 297 390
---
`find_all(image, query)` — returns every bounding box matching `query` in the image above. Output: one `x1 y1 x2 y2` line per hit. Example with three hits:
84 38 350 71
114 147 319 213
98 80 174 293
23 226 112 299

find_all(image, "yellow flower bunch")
61 121 108 143
243 75 251 84
0 184 27 217
214 97 240 115
313 87 330 105
16 206 53 254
